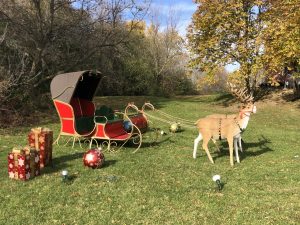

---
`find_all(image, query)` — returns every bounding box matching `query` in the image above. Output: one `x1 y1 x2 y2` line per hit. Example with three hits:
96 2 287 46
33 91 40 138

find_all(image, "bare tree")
146 6 185 94
0 0 149 81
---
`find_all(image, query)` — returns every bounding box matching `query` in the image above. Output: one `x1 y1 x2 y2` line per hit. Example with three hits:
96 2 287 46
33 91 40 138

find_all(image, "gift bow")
12 146 34 155
31 127 51 150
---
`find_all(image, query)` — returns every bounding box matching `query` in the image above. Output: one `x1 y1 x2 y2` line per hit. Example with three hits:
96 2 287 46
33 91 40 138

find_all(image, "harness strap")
219 119 222 140
234 118 245 133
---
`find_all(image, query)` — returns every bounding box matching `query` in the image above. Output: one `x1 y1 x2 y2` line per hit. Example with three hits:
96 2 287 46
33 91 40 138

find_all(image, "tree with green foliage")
188 0 300 98
187 0 267 96
262 0 300 97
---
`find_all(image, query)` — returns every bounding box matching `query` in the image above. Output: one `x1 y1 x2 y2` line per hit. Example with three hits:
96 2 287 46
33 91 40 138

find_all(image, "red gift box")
28 127 53 168
8 147 40 181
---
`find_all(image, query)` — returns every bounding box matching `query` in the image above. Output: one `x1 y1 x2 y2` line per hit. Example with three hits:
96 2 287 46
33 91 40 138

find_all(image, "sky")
72 0 238 72
149 0 239 72
149 0 197 37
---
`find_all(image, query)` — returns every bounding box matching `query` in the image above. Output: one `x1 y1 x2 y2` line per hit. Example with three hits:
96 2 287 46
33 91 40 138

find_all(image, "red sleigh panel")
105 121 129 140
94 123 106 138
61 119 76 134
54 100 76 135
55 100 74 119
129 114 148 133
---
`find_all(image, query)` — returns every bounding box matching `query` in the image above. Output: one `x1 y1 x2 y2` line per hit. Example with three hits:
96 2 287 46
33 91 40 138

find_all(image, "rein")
218 117 245 139
234 118 245 134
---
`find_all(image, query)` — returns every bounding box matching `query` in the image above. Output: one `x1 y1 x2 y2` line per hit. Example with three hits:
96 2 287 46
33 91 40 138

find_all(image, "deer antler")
227 83 253 103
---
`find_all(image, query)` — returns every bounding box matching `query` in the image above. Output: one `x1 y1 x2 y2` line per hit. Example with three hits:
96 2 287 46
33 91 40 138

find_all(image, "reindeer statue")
193 84 256 166
206 114 244 163
206 115 243 162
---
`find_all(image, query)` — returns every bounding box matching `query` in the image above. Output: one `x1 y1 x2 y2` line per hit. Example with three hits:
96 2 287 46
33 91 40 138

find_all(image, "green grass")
0 95 299 225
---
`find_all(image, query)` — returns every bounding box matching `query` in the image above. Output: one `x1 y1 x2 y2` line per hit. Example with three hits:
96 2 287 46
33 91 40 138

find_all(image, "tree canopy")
188 0 300 97
262 0 300 76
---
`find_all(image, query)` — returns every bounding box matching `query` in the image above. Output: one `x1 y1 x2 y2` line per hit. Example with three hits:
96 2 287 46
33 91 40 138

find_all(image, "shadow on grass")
141 137 173 148
241 136 273 159
42 152 84 174
42 151 117 175
214 135 273 162
102 160 117 168
173 94 236 106
124 136 172 149
213 94 235 107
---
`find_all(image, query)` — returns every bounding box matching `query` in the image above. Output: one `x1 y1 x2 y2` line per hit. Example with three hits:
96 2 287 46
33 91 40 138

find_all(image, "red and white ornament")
83 148 105 169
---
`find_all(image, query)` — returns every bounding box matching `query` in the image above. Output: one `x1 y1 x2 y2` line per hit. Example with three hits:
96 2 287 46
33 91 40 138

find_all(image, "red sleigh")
50 70 148 151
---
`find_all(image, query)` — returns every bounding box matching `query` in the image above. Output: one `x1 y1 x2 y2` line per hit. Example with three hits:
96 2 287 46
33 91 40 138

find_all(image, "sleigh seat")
91 105 132 149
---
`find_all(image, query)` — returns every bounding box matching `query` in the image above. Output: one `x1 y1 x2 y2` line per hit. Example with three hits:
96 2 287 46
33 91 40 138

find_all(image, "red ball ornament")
83 149 105 169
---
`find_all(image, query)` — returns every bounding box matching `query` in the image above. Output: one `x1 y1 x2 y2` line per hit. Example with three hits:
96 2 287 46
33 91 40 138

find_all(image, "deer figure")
206 109 246 163
206 113 243 163
193 84 256 166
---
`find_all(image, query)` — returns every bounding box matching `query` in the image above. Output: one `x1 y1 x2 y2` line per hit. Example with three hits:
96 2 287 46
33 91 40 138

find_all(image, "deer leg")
239 136 243 152
234 138 240 163
193 133 203 159
227 137 234 166
202 137 214 164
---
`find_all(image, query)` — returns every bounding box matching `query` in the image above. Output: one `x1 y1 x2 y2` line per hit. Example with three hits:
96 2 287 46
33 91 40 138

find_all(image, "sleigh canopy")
50 70 102 104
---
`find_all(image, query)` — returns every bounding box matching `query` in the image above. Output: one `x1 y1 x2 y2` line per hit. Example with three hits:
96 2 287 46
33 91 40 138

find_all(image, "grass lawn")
0 94 299 225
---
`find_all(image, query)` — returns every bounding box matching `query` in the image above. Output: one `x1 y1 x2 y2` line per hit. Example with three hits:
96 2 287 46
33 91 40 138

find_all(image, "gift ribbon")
31 127 52 150
42 128 51 132
11 146 39 179
12 147 25 155
31 127 42 150
12 148 24 174
11 148 23 179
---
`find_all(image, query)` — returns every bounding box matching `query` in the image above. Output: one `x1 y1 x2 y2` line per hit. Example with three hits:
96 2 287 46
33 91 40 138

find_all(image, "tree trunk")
293 78 300 99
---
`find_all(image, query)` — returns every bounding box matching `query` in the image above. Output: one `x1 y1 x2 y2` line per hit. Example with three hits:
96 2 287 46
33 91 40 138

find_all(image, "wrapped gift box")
8 147 40 181
28 127 53 168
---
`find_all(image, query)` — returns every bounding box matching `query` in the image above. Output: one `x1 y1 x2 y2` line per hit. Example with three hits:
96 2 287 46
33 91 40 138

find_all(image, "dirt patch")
258 89 299 107
0 108 58 129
